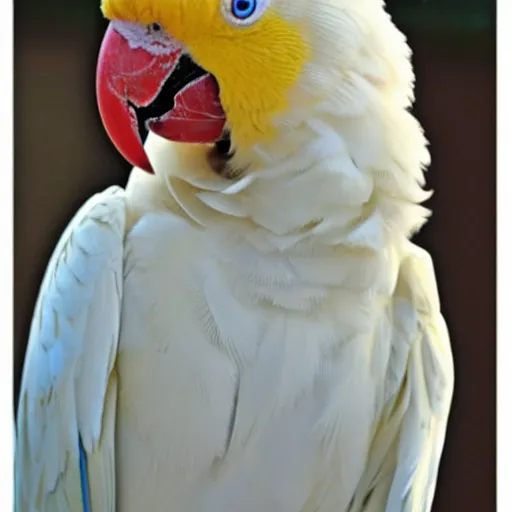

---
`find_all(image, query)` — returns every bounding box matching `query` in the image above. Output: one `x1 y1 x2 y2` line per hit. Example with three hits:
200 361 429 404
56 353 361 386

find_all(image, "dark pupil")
235 0 252 13
151 23 161 32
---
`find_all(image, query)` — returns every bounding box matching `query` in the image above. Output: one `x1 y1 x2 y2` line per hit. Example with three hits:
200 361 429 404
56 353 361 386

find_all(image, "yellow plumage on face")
101 0 309 148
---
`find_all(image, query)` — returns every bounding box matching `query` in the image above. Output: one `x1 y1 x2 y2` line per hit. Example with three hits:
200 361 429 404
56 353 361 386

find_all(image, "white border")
497 0 511 510
2 0 14 509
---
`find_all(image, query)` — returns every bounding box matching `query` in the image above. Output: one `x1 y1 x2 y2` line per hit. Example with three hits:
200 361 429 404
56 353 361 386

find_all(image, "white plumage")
15 0 454 510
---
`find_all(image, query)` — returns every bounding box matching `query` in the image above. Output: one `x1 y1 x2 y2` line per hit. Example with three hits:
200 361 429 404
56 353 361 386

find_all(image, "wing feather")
385 247 454 512
15 186 126 512
350 244 454 512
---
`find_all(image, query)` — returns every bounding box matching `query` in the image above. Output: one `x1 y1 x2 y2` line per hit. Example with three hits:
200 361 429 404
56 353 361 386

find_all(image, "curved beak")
96 23 226 173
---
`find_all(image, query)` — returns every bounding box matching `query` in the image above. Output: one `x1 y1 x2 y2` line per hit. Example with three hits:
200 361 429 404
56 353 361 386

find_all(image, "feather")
15 187 125 512
78 437 91 512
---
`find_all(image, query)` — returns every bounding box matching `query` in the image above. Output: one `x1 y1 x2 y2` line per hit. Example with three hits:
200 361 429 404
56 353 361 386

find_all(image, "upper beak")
96 22 226 173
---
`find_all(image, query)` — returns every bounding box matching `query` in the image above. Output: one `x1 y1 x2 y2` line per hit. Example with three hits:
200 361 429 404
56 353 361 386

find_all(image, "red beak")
96 22 226 173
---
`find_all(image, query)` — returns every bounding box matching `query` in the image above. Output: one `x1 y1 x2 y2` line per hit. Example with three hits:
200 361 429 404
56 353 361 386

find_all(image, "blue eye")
222 0 269 26
231 0 257 19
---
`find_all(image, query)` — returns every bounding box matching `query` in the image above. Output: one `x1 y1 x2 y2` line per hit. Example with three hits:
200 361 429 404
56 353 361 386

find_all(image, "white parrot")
15 0 454 511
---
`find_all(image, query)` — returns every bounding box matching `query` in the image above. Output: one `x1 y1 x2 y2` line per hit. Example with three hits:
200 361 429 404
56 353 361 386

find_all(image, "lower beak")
96 23 226 173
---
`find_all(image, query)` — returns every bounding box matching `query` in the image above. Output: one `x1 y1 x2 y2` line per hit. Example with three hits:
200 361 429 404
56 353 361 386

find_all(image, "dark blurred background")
14 0 496 510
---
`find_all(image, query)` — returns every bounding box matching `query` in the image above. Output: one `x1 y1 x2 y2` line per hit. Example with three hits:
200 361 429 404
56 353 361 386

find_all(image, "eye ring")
221 0 271 27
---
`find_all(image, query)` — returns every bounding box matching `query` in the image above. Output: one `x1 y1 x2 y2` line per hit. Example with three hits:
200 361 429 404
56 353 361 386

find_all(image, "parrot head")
97 0 417 176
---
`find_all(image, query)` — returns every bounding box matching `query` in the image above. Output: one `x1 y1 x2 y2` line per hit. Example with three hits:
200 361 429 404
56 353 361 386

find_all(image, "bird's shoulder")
16 185 127 512
350 242 454 511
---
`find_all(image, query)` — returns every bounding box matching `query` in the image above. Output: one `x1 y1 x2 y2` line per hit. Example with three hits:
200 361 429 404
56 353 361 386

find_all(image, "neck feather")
143 93 431 256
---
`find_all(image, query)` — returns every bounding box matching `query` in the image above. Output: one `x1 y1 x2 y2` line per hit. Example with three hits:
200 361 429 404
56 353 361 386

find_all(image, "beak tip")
134 154 155 175
96 25 155 174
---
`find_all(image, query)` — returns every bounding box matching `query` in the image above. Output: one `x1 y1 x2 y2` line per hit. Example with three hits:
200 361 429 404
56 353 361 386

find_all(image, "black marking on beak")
127 54 209 143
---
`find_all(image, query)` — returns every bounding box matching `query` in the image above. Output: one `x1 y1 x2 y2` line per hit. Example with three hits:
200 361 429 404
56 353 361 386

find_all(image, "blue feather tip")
78 436 92 512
